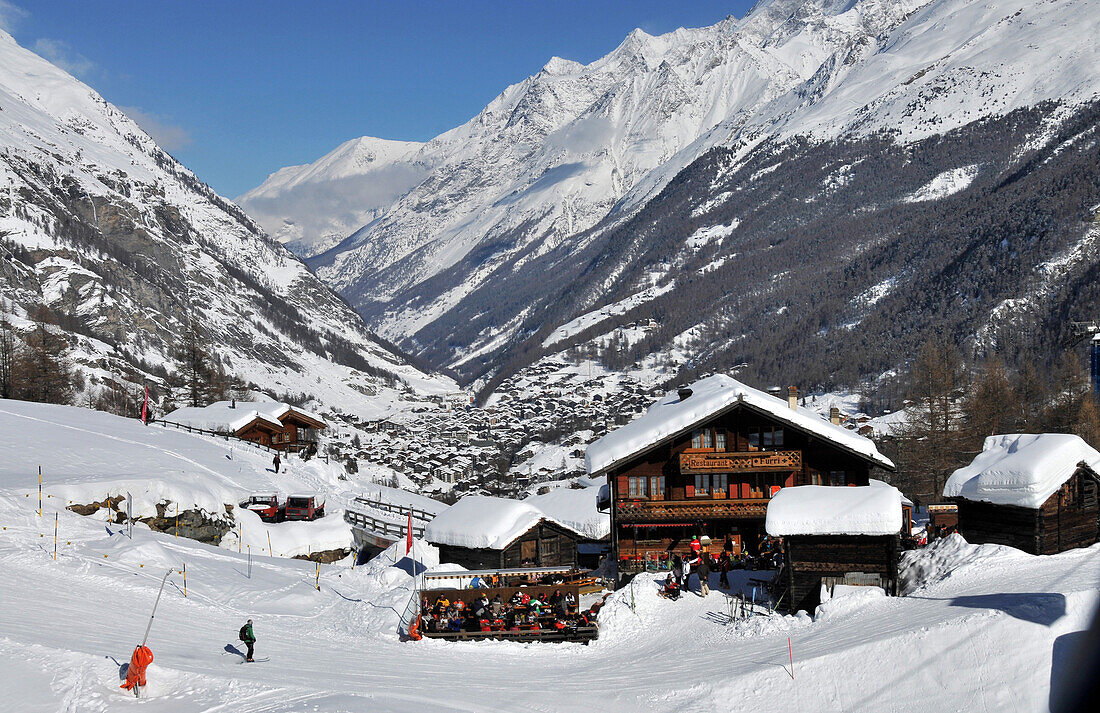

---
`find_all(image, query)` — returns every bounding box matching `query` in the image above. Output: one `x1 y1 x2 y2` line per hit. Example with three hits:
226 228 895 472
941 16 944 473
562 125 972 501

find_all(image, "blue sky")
0 1 755 197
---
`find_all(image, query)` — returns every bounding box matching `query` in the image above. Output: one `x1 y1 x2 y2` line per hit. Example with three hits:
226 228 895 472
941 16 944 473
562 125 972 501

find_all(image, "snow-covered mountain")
237 136 428 257
244 0 1100 390
0 29 455 416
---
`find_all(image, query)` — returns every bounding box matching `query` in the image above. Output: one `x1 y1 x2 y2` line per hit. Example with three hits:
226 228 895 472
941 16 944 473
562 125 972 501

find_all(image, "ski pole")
141 569 173 647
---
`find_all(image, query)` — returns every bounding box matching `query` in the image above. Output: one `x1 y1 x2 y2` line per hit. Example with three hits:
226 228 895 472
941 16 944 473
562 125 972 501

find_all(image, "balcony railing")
615 498 769 523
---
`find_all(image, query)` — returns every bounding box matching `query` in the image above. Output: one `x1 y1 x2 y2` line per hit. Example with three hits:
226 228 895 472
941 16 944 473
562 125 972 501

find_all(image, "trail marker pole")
237 524 242 553
127 492 133 540
106 492 110 522
182 563 187 597
788 637 795 679
53 513 57 561
175 503 179 538
315 562 320 591
267 531 273 557
247 546 252 579
37 466 42 517
141 569 172 647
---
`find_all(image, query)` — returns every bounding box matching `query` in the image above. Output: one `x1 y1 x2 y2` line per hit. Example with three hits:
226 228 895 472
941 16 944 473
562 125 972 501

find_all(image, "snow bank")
425 495 578 549
765 485 902 536
585 374 893 475
524 485 609 540
944 433 1100 509
898 533 1025 595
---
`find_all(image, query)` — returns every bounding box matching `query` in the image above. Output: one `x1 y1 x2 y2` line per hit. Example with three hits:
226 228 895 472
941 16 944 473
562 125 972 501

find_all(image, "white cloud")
32 38 96 77
118 106 193 153
0 1 27 33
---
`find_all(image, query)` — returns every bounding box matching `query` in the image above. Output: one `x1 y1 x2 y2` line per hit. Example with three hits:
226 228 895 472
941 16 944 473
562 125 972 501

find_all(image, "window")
746 427 785 450
694 473 708 495
693 473 727 496
809 471 823 485
628 476 646 498
649 476 665 499
828 471 847 486
715 430 727 452
691 428 715 449
713 473 727 495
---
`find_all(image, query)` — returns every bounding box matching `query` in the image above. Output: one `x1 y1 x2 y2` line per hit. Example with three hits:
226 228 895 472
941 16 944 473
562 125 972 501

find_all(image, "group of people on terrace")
660 534 785 599
419 588 596 634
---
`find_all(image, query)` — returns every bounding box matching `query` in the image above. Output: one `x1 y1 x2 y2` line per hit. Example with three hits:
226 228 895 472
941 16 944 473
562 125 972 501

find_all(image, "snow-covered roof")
424 495 581 550
943 434 1100 509
766 485 903 536
163 401 326 433
585 374 894 475
524 485 610 540
870 478 913 507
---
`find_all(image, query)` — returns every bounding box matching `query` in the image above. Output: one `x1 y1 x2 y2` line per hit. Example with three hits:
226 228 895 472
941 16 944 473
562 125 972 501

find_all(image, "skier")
272 452 281 474
239 619 256 662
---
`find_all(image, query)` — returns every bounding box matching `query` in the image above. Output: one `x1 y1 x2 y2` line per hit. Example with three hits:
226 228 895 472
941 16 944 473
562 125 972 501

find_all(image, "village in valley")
3 0 1100 710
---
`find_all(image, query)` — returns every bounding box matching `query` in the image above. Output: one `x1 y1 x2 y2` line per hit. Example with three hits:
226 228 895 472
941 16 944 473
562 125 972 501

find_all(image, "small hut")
944 434 1100 555
424 496 582 570
766 485 903 613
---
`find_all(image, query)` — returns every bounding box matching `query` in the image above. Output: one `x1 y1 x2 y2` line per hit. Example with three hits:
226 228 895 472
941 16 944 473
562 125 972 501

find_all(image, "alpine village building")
585 375 895 585
162 400 326 452
944 433 1100 555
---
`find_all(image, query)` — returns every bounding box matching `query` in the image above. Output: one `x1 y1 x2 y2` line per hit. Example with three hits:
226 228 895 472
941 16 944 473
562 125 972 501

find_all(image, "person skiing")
239 619 256 662
272 452 281 474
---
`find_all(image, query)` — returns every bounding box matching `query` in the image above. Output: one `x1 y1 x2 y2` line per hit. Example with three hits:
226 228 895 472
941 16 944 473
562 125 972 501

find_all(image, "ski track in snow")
0 406 248 491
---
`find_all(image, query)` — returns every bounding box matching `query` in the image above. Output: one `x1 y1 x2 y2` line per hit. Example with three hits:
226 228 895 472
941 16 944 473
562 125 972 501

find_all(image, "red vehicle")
244 493 282 523
284 493 325 521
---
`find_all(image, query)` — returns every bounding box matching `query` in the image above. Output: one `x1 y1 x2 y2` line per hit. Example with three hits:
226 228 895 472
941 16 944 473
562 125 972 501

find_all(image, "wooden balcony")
615 498 769 524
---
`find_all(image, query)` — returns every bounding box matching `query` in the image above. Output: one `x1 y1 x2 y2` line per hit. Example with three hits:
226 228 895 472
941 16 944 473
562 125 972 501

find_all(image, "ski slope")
0 399 372 557
2 449 1098 713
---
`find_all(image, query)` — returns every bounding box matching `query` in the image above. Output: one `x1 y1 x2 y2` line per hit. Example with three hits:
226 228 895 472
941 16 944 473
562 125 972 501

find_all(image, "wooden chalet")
944 434 1100 555
162 400 326 452
584 375 895 583
766 484 904 612
424 496 583 570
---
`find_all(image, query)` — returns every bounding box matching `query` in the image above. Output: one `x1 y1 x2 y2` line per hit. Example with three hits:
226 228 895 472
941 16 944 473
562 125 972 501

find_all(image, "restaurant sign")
679 450 801 473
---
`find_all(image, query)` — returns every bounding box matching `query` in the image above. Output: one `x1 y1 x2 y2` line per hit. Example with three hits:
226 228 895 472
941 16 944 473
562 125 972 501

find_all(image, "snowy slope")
247 0 1100 375
0 399 381 556
0 29 455 418
2 454 1098 712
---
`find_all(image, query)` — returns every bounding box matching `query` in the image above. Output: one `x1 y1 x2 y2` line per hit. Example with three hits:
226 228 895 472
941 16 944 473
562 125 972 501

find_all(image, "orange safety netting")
120 645 153 691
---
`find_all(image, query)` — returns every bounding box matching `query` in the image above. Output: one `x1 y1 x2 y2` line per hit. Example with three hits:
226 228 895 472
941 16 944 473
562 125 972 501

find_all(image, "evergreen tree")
170 320 228 408
0 316 14 399
13 306 73 404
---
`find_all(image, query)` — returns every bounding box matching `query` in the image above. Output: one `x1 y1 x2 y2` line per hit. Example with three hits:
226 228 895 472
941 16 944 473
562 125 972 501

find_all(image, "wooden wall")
955 470 1099 555
782 534 900 613
436 521 579 571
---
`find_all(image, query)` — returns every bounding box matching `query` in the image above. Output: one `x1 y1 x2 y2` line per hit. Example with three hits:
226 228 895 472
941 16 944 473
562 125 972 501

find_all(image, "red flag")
141 385 149 425
406 512 413 556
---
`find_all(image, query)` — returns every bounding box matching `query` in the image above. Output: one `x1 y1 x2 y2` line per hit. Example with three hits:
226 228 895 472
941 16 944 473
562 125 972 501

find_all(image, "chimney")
677 387 693 401
787 386 798 410
830 407 841 425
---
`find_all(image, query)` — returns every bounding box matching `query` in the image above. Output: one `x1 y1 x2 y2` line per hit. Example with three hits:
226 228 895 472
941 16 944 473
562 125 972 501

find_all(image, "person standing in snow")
695 554 711 596
272 452 281 474
681 555 691 590
718 551 732 589
239 619 256 662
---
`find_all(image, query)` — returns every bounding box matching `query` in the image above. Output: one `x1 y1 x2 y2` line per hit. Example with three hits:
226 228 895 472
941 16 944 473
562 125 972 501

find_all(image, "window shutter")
686 485 695 498
728 483 736 498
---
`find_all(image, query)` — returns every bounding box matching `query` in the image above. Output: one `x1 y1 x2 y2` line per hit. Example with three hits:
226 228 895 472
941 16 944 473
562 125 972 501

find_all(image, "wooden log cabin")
585 375 895 584
944 433 1100 555
424 496 583 570
766 484 904 612
162 400 326 452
